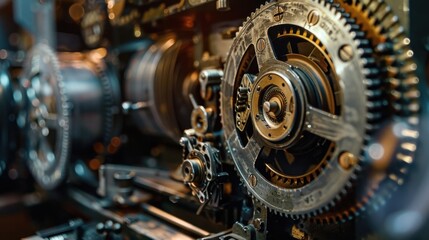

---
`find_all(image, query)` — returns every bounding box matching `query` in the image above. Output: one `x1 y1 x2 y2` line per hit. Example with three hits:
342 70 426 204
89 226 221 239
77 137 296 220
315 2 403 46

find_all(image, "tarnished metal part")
180 135 228 210
222 0 419 223
309 0 420 223
222 0 386 218
81 0 107 48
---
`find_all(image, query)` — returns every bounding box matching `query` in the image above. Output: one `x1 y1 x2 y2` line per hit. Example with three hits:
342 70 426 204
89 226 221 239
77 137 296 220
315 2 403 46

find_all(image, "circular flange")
221 0 370 216
251 70 298 143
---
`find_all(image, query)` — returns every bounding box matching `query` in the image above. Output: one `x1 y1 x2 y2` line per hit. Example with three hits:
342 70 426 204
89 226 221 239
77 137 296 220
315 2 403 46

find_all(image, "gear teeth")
222 0 419 223
23 43 71 190
93 58 118 148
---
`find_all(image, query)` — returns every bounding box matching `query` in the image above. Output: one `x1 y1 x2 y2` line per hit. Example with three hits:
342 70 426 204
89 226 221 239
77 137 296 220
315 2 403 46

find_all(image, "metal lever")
121 101 149 114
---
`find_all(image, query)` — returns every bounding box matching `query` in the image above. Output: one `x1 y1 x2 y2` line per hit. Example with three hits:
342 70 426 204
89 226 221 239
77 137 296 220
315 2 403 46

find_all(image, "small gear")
181 137 227 207
221 0 419 220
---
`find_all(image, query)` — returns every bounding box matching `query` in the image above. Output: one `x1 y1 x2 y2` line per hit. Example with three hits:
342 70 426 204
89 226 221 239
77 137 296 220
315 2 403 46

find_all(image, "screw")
307 10 320 26
338 152 358 170
179 137 188 147
273 5 284 22
249 174 257 187
338 44 354 62
253 218 265 232
256 38 266 52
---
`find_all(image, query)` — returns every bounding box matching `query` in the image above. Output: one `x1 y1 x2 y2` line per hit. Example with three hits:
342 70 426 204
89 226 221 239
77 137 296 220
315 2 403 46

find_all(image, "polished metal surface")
125 36 199 142
221 0 419 221
20 43 71 190
20 44 120 189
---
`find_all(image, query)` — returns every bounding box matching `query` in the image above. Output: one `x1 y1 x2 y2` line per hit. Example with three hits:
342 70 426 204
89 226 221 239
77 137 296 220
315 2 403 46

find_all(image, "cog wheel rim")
21 43 71 190
309 0 420 223
91 54 122 150
221 0 379 217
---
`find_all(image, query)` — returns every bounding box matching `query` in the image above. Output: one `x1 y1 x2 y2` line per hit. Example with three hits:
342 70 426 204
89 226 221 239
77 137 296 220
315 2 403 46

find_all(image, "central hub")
251 71 298 143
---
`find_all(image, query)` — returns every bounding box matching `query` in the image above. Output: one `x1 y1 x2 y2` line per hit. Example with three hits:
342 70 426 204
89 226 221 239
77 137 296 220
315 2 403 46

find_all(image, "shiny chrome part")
20 43 71 190
199 69 223 100
21 44 120 190
191 106 212 136
216 0 230 11
125 36 198 142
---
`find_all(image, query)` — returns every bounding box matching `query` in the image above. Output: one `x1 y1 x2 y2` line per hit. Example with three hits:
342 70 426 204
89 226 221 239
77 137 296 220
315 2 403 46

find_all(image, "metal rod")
141 203 211 237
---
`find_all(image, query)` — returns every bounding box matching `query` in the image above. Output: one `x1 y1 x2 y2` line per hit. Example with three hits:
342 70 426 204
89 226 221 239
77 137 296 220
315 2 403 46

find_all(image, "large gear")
221 0 419 220
20 43 71 190
310 0 420 223
21 44 121 190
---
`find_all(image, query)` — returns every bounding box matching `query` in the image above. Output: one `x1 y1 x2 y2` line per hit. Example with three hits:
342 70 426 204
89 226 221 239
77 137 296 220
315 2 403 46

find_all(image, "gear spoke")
305 105 361 142
246 136 263 162
43 113 58 129
222 0 418 219
39 136 54 164
252 30 276 70
22 43 70 190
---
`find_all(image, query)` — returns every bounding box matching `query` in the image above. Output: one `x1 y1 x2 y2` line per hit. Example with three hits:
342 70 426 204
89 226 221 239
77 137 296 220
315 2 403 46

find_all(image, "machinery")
0 0 428 239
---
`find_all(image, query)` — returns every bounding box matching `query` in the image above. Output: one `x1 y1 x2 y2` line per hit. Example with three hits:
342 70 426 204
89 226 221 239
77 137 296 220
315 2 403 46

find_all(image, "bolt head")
253 218 265 232
273 6 284 22
256 38 266 52
307 10 320 26
249 174 257 187
338 152 358 170
339 44 354 62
